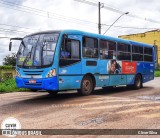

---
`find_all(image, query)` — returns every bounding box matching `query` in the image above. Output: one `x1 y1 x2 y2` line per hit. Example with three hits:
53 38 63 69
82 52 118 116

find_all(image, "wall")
0 66 16 81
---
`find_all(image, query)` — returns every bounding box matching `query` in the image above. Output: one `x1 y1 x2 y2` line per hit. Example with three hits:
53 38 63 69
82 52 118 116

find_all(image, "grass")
155 70 160 77
0 78 27 93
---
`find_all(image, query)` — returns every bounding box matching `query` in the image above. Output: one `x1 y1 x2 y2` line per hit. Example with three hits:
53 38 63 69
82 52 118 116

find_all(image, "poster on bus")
107 60 137 74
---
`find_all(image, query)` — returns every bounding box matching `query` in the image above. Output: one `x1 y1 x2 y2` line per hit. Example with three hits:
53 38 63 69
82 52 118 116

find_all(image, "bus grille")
24 82 42 86
23 69 43 75
22 69 44 78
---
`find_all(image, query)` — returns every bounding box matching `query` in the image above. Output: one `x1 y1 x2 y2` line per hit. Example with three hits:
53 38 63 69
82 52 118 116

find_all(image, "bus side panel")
126 75 135 85
95 75 109 87
96 60 110 87
58 62 82 90
58 75 82 90
136 62 154 83
142 62 154 83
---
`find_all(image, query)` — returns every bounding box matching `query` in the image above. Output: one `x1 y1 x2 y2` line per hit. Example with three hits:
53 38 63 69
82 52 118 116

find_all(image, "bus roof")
26 29 153 48
61 30 153 48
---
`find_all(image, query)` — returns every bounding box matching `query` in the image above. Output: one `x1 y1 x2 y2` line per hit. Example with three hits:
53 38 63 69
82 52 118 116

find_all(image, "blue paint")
15 30 155 92
16 76 58 90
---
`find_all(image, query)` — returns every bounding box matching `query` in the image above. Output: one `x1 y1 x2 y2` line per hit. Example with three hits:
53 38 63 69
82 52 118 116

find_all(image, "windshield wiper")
22 46 33 67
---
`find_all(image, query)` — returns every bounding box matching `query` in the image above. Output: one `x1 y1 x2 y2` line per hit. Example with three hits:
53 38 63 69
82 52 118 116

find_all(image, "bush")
0 78 27 92
155 70 160 77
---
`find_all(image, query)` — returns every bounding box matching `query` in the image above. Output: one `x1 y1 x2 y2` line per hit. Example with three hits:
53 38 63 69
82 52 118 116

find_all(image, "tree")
3 53 17 66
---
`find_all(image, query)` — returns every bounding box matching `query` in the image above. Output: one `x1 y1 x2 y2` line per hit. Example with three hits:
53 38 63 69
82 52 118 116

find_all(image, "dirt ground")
0 77 160 138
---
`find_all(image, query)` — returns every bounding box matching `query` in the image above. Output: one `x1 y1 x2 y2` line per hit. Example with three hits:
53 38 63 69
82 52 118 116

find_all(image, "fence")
0 66 16 82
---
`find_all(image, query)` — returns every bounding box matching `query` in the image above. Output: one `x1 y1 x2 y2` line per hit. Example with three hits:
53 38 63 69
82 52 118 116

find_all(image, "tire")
30 89 37 92
134 74 142 89
48 91 58 97
78 75 94 96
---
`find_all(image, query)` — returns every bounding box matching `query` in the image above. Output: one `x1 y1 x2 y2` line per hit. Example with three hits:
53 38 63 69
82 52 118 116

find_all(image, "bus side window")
117 43 131 61
60 39 71 58
132 45 143 61
60 38 80 59
83 37 98 58
144 47 153 62
99 39 116 59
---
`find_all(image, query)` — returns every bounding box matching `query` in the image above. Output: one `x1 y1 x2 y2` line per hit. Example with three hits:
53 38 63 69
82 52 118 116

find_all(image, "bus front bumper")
15 76 58 90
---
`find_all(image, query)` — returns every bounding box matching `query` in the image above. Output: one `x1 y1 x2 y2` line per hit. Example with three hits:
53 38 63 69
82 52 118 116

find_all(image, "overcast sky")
0 0 160 65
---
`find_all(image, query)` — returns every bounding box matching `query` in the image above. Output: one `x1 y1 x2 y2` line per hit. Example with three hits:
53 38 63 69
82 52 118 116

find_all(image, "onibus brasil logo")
1 117 21 137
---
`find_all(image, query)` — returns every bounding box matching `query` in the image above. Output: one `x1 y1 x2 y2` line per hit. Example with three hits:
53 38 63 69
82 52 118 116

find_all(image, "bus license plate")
29 80 36 83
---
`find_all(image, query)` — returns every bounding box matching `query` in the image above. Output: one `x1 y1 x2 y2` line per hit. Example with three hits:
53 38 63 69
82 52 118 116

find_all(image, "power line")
0 27 32 33
0 0 98 28
102 24 160 30
75 0 160 24
0 23 40 31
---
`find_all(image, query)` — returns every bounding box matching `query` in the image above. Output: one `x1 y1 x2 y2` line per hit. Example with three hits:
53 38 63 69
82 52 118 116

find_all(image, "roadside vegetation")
0 78 27 92
155 69 160 77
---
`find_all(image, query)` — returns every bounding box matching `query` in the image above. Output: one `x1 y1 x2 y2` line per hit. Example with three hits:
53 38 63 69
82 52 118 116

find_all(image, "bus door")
58 35 82 90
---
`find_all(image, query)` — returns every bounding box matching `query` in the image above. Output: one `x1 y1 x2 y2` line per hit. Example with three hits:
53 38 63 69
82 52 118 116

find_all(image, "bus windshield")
17 33 59 68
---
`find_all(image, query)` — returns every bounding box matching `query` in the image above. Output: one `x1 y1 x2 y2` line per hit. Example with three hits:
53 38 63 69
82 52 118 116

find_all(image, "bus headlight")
46 69 56 78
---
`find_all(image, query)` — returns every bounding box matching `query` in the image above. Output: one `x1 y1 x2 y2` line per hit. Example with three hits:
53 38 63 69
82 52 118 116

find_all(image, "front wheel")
30 89 37 92
134 74 143 89
48 91 58 97
78 75 94 96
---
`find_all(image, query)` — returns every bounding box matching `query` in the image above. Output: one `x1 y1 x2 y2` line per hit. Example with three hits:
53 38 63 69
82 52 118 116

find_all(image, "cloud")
0 0 160 65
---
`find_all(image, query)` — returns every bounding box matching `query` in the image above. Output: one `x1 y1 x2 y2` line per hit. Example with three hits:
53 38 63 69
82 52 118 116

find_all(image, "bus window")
144 47 153 62
60 39 80 59
99 40 116 59
132 45 143 61
82 37 98 58
117 43 131 60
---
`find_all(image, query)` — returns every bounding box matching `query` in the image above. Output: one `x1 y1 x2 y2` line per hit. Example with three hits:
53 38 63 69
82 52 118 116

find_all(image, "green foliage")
0 78 27 92
3 53 17 66
155 70 160 77
0 65 14 69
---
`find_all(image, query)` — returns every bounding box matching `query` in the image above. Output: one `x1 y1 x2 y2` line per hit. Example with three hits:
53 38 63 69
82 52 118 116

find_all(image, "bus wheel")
48 91 58 97
78 75 94 96
30 89 37 92
134 74 142 89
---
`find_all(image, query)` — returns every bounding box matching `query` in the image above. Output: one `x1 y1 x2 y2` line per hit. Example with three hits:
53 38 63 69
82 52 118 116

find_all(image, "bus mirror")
9 37 23 51
9 41 12 51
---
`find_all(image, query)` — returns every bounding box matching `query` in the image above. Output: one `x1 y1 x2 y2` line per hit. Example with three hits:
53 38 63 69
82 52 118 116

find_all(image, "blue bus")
9 30 156 96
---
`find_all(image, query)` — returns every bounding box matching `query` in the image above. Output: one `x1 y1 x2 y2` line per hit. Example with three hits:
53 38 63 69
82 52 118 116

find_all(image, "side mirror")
9 41 12 51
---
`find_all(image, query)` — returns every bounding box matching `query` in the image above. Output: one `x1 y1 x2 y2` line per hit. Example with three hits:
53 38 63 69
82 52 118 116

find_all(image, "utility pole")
74 0 103 34
98 2 101 34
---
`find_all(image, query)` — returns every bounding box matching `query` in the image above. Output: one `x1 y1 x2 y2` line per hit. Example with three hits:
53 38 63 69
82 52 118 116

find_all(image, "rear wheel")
78 75 94 96
134 74 142 89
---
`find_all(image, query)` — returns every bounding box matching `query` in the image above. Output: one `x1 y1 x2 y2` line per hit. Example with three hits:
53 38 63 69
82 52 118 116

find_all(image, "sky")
0 0 160 65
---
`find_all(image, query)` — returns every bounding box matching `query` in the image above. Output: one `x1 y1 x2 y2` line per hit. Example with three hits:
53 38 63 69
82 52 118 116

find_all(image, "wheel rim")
83 79 91 92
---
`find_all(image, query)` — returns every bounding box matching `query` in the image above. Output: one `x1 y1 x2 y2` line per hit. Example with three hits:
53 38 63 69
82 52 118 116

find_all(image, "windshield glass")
17 33 59 68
